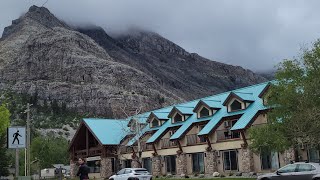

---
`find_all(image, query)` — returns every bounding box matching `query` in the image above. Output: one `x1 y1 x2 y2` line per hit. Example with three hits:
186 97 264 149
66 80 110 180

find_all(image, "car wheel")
109 178 114 180
261 178 270 180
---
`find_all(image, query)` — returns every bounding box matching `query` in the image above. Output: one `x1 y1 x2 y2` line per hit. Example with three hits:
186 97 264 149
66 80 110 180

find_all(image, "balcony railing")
217 129 241 141
141 142 153 151
161 138 177 148
75 147 103 158
186 134 206 145
119 146 132 154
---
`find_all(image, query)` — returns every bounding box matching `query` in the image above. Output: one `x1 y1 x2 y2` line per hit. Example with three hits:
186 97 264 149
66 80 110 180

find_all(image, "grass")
155 178 255 180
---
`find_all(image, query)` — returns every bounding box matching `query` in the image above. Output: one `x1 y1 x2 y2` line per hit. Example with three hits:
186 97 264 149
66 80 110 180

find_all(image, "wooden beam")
177 140 183 152
205 136 212 149
86 128 89 157
152 143 158 155
240 131 248 146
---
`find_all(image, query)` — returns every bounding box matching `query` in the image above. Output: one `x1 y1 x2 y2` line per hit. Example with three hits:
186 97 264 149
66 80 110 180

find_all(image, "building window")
143 158 152 173
151 118 160 127
87 160 101 173
308 149 320 162
223 150 238 171
111 158 115 172
124 159 132 168
218 120 240 141
260 151 279 170
173 113 183 123
230 99 242 111
192 153 205 173
198 125 207 143
199 107 210 118
165 155 176 174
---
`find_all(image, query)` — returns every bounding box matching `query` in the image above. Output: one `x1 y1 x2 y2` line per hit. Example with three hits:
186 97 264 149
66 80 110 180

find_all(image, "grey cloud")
1 0 320 71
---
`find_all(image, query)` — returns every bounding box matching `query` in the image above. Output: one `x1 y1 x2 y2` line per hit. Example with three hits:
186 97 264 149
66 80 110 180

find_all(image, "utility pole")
26 103 31 176
15 149 19 177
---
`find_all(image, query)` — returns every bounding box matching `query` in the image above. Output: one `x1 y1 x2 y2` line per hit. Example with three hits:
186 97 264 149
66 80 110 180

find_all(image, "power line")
42 0 49 7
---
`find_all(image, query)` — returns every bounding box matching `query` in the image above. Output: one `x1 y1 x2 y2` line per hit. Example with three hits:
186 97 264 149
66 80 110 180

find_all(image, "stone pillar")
283 148 295 164
151 156 162 176
205 151 217 174
132 156 141 168
100 157 113 178
241 148 254 172
176 153 187 175
70 160 78 178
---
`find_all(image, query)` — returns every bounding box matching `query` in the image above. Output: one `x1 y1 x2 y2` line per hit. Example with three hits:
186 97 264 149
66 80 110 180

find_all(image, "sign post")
8 127 26 177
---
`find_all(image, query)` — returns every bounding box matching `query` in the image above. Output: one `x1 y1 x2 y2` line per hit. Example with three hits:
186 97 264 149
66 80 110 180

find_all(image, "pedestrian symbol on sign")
12 130 22 145
7 127 26 149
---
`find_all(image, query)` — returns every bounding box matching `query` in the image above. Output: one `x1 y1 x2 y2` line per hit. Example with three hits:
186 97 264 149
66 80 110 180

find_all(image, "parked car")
109 168 152 180
257 162 320 180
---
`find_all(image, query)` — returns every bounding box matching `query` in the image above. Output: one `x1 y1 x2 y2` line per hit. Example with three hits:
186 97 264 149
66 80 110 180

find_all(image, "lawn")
156 178 256 180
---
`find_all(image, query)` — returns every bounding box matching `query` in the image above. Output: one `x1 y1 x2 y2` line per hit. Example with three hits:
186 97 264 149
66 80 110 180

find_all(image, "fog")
1 0 320 71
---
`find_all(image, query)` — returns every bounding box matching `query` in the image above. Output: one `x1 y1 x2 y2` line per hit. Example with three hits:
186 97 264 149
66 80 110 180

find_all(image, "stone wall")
204 151 217 174
240 148 254 172
283 148 295 164
132 157 141 168
152 156 162 176
70 160 78 178
100 157 113 178
176 153 187 175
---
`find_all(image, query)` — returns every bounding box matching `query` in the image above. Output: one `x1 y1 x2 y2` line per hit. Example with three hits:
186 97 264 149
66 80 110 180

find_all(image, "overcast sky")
1 0 320 72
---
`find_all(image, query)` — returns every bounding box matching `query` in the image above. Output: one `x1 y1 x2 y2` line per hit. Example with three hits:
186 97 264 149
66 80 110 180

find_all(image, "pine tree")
0 133 10 177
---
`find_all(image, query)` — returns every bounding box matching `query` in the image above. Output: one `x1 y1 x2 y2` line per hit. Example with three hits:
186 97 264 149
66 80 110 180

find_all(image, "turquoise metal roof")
170 114 212 140
83 118 128 145
153 112 169 120
81 81 271 145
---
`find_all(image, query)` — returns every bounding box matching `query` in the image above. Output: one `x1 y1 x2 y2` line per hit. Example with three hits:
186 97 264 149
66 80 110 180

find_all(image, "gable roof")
83 118 129 145
168 106 194 118
222 91 255 106
193 99 222 112
146 112 169 123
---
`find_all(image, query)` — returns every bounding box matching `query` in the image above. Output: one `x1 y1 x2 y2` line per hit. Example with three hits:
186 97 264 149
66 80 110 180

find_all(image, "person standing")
77 158 90 180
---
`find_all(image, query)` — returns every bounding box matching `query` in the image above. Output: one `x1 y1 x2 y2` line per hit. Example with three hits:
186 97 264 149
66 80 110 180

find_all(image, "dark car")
257 162 320 180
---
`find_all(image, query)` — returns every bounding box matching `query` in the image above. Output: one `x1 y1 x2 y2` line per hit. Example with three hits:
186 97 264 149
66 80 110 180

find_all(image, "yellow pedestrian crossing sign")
7 127 26 149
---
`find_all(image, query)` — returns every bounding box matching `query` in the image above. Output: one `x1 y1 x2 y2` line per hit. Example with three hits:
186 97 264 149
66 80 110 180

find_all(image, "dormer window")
173 113 183 123
150 118 160 128
199 107 210 118
230 99 242 111
130 122 136 132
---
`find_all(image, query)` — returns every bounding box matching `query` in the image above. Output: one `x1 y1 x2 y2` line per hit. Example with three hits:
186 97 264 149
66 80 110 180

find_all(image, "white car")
109 168 152 180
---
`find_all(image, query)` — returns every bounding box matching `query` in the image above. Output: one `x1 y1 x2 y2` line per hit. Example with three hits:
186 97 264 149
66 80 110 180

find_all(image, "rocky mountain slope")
0 5 266 120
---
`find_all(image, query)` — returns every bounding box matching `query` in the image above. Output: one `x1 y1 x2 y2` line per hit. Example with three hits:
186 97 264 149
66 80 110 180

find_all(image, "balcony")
75 147 103 158
186 134 206 145
119 146 132 154
141 142 153 151
161 138 178 148
217 129 241 141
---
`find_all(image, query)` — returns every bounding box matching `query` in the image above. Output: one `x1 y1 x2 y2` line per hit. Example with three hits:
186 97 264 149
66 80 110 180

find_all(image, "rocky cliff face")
0 6 266 120
79 28 266 100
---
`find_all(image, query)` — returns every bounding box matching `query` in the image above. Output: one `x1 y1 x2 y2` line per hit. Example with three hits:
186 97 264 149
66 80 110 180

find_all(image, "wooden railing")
141 142 153 151
161 138 177 148
186 134 206 145
119 146 132 154
216 129 241 141
75 147 102 157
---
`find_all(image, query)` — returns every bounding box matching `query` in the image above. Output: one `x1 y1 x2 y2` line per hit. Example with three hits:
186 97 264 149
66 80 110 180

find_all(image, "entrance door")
192 153 205 173
165 155 176 174
223 150 238 171
143 158 152 173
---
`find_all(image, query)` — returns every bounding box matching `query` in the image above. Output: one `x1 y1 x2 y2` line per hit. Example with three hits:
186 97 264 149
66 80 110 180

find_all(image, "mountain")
0 5 267 121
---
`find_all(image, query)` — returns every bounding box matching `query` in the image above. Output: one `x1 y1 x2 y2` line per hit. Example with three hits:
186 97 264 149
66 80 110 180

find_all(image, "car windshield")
134 169 149 174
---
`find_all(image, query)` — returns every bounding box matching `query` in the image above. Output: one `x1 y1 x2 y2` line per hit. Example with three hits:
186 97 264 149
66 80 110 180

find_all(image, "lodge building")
68 82 318 178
